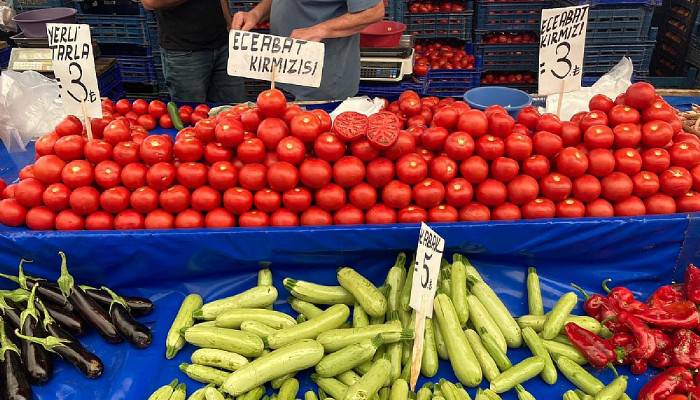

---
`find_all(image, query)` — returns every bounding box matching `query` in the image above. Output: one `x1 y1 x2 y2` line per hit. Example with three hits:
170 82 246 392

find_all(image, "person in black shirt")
142 0 245 103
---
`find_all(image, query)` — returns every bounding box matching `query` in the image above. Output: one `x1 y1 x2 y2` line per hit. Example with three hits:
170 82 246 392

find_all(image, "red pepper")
686 264 700 304
602 279 648 313
572 283 609 320
637 301 700 330
638 366 694 400
649 351 672 369
610 331 634 348
618 310 656 360
648 284 686 308
689 387 700 400
671 329 700 369
631 357 648 375
564 322 616 368
651 329 673 353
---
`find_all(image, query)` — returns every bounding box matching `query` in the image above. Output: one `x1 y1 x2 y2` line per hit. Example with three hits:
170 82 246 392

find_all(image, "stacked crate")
12 0 64 11
653 0 699 77
474 0 550 93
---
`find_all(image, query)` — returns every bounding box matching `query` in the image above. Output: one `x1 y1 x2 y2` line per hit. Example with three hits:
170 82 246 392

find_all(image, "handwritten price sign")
47 23 102 118
538 5 589 96
409 223 445 317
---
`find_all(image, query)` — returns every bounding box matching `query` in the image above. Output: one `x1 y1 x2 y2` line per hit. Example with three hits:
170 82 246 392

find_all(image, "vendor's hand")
231 11 259 31
290 26 326 42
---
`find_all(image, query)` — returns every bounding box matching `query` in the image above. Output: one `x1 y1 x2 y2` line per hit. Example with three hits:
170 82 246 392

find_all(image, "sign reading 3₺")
228 30 325 88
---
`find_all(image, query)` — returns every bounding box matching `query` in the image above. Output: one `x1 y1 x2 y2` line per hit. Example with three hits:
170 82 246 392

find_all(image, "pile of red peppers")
567 265 700 399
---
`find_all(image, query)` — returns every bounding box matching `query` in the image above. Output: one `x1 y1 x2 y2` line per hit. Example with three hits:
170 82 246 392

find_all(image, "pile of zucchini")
160 253 628 400
0 252 154 400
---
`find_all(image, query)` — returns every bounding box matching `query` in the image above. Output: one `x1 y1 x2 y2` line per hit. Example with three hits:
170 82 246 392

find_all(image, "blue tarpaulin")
0 97 699 399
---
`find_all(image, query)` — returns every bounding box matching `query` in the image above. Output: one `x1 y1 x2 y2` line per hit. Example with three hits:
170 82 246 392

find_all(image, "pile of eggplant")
0 251 154 400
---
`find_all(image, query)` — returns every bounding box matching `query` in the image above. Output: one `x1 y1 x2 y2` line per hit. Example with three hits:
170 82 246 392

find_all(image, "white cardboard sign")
227 30 325 88
47 23 102 118
538 5 589 96
409 223 445 317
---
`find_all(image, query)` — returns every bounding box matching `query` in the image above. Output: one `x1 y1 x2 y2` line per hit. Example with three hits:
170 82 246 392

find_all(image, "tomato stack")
0 82 698 230
413 40 477 76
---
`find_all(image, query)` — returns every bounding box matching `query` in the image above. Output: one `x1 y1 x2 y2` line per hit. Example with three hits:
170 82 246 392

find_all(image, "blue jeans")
161 45 246 103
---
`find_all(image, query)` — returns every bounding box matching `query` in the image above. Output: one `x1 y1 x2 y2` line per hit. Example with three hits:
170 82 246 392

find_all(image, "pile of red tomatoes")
408 1 467 13
0 82 698 230
413 40 477 76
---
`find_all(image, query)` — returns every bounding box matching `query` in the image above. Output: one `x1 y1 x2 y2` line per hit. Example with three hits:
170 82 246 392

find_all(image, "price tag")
228 30 325 88
538 5 589 96
409 223 444 317
408 223 444 390
47 23 102 118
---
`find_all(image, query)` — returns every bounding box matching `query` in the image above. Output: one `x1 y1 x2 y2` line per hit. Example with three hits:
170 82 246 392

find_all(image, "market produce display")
0 253 154 400
149 253 640 400
413 40 477 76
0 82 698 231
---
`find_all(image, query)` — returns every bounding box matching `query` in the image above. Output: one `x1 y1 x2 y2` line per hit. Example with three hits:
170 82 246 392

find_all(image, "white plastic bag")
0 0 16 32
0 70 65 152
329 96 386 121
545 57 634 121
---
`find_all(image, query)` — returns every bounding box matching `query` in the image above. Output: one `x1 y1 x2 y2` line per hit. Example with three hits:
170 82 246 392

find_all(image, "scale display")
8 48 54 72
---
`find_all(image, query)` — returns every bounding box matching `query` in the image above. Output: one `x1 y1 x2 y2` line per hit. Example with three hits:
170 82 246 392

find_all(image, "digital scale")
360 34 415 82
5 33 99 75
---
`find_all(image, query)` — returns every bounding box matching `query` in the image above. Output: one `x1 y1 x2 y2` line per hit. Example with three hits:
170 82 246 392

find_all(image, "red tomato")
91 161 120 190
290 112 322 143
601 172 634 201
130 186 159 213
18 165 34 181
148 100 167 118
556 147 589 178
121 163 148 190
398 206 428 223
487 113 515 138
115 99 131 115
382 180 412 209
179 110 192 125
270 208 299 227
586 149 616 177
589 94 614 113
365 204 397 224
103 119 131 146
53 135 85 162
396 153 428 185
476 135 505 160
420 127 449 152
490 203 521 220
238 163 267 191
253 188 282 213
428 204 458 222
157 185 189 214
130 99 148 115
490 157 519 182
208 161 237 190
25 206 55 230
174 209 204 228
532 131 563 158
193 119 216 143
413 179 445 209
147 162 176 191
584 125 614 149
476 179 507 207
642 120 674 148
0 198 27 226
191 186 222 212
432 107 460 130
384 132 416 161
693 164 700 191
69 186 99 215
612 123 642 148
521 198 556 219
315 184 346 212
348 183 377 210
522 155 550 179
239 109 260 133
660 167 693 196
502 134 532 161
644 193 676 214
144 209 175 229
204 142 232 164
159 114 173 129
625 82 656 110
174 137 204 162
283 187 312 213
429 156 457 183
276 136 306 165
607 105 640 127
254 118 287 151
459 203 490 221
85 211 113 230
15 178 45 208
670 142 700 169
614 148 642 175
113 141 140 166
507 175 539 205
579 111 609 133
614 196 646 216
98 186 129 214
642 100 676 123
455 156 486 185
311 109 332 132
194 104 210 115
457 110 488 137
350 138 380 162
299 207 332 226
42 183 71 212
517 106 540 130
33 155 65 184
642 148 671 173
140 135 173 165
443 132 474 161
586 198 614 217
83 139 113 164
236 138 265 164
314 132 346 162
215 119 245 148
299 158 332 189
223 187 253 215
540 173 572 202
443 178 471 208
55 115 83 137
677 192 700 212
35 132 59 157
399 97 422 116
573 175 601 202
136 114 157 131
257 89 287 118
366 158 395 188
174 162 206 189
554 198 585 218
332 112 368 142
55 209 85 230
536 114 562 135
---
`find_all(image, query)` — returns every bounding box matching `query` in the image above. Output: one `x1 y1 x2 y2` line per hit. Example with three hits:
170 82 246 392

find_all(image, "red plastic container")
360 21 406 48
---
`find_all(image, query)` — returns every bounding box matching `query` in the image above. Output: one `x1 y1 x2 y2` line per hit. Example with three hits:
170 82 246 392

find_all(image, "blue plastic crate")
583 40 656 74
229 0 257 13
74 0 147 15
13 0 63 10
77 14 148 45
556 0 660 7
424 62 482 98
474 31 539 71
97 62 121 92
636 67 699 88
0 47 10 70
553 0 655 42
116 55 156 84
147 21 159 46
357 78 425 99
688 35 700 68
404 11 473 41
476 1 549 30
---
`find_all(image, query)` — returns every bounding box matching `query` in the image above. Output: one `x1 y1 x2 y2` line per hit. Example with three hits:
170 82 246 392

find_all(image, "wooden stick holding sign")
409 223 445 390
556 79 565 118
81 101 93 141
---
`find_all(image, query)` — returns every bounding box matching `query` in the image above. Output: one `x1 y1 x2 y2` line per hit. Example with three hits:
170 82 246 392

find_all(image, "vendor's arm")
290 1 385 42
141 0 188 10
231 0 272 31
